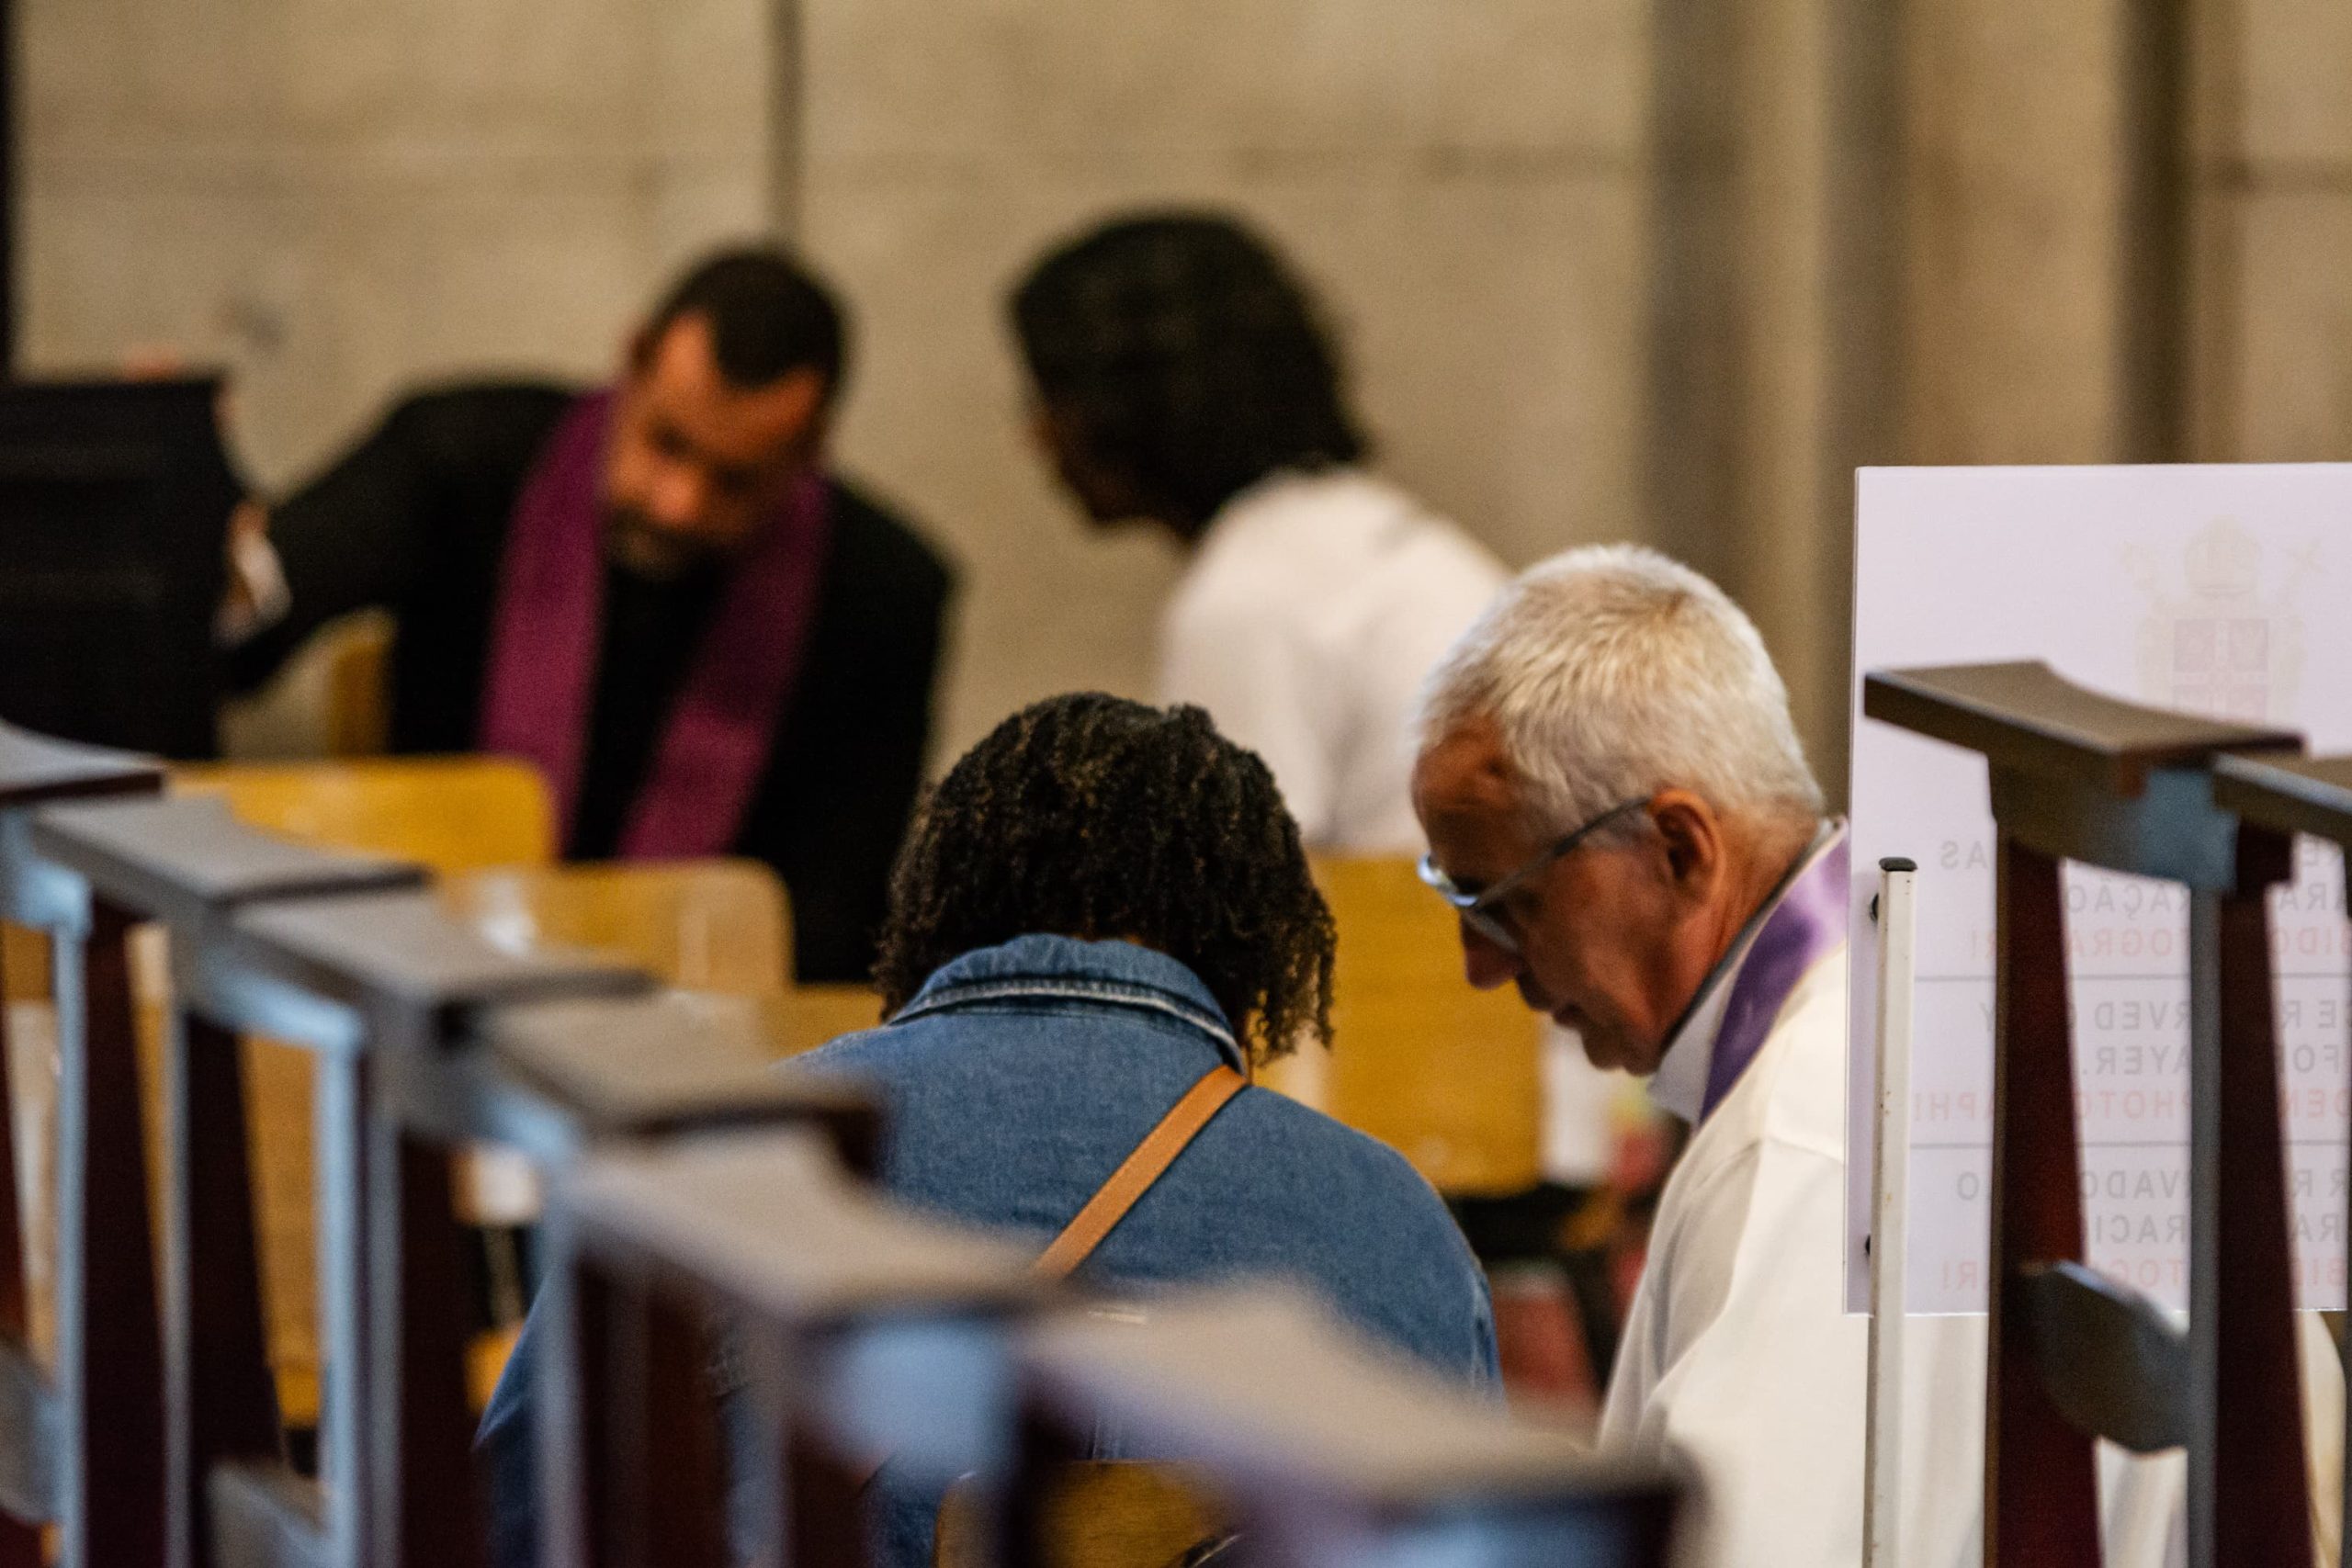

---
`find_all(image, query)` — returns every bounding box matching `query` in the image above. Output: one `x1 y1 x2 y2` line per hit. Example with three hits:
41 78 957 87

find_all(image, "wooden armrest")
2211 753 2352 845
483 992 872 1142
1863 660 2299 796
563 1130 1031 1322
221 889 649 1041
1021 1287 1661 1510
28 796 422 930
0 722 161 808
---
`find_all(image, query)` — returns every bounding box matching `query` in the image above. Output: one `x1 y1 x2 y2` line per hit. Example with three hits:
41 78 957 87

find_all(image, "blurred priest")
222 247 954 981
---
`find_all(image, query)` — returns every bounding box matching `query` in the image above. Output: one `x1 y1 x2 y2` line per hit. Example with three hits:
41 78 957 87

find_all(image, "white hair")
1418 543 1823 836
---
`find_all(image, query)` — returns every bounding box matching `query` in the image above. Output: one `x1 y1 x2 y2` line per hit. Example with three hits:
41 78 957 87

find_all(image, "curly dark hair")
1009 211 1368 536
875 694 1336 1063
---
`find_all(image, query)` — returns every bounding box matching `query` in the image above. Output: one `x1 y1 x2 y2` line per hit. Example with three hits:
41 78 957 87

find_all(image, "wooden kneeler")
34 794 883 1568
2209 751 2352 1568
547 1128 1036 1568
0 721 164 1568
27 795 426 1568
1865 660 2308 1568
436 990 880 1176
435 991 886 1568
1007 1287 1679 1568
221 912 892 1568
208 889 648 1568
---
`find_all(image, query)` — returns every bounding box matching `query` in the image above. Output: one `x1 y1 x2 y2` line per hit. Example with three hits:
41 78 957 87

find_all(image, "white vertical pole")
1863 857 1919 1568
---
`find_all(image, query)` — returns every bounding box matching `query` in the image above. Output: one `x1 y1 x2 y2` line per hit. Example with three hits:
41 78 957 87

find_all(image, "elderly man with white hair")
1410 543 1886 1562
1410 545 2339 1567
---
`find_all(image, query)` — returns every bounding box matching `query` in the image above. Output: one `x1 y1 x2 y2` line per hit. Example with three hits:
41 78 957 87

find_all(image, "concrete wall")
2199 0 2352 463
17 0 1657 770
798 0 1655 757
17 0 2351 781
19 0 777 488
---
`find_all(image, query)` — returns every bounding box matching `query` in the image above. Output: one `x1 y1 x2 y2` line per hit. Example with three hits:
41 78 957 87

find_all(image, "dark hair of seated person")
1008 211 1367 538
874 693 1336 1065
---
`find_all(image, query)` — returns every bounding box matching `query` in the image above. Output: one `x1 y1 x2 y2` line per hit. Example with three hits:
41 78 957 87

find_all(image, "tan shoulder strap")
1033 1066 1247 1280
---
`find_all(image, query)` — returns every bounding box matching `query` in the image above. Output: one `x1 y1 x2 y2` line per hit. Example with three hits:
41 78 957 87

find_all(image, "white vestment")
1158 466 1505 854
1600 833 2342 1567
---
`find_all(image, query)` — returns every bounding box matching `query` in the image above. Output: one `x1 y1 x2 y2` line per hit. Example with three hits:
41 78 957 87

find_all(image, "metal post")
1863 856 1917 1568
2185 889 2222 1568
314 1048 371 1564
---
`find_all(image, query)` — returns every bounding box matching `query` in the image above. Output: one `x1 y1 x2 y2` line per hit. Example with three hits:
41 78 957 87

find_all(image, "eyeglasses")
1417 796 1649 957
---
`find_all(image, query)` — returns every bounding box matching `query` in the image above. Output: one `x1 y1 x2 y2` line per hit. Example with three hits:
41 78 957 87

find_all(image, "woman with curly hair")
854 693 1489 1341
477 694 1495 1568
819 692 1497 1558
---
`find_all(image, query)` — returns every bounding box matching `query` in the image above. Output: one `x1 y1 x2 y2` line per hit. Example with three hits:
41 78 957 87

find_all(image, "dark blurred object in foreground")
0 377 238 758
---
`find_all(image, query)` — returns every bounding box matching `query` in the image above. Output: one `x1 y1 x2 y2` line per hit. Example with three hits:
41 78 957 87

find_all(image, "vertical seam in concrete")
2188 0 2247 461
768 0 804 239
2116 0 2196 462
1813 0 1907 807
1645 0 1745 592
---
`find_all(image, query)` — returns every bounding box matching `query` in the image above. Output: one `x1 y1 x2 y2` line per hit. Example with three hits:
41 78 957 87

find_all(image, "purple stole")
1700 830 1850 1121
475 389 832 858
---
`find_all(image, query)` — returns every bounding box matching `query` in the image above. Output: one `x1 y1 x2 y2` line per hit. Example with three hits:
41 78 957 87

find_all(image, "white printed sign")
1847 465 2352 1314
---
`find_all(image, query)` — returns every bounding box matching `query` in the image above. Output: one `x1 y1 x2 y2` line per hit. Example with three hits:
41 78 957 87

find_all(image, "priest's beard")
605 505 728 583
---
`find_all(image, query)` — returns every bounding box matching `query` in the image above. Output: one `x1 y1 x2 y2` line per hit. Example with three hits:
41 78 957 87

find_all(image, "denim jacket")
479 935 1498 1566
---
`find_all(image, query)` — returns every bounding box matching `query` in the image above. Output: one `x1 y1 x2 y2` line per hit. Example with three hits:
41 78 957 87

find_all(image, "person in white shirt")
1408 544 2341 1567
1008 211 1506 854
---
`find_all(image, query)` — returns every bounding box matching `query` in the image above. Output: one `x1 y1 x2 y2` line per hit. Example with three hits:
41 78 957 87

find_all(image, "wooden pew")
25 795 426 1568
1864 660 2308 1568
35 793 890 1568
1005 1287 1679 1567
172 759 555 874
546 1127 1037 1568
214 895 890 1568
407 854 862 1414
440 860 791 998
172 754 560 1422
2208 751 2352 1568
459 990 876 1170
438 861 891 1067
24 792 656 1568
0 721 165 1568
203 887 647 1568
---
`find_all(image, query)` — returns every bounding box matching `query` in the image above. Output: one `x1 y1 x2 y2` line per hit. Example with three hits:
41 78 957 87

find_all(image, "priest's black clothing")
227 381 955 984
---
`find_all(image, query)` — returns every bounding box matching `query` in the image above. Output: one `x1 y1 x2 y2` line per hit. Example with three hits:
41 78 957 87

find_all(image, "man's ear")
623 322 661 380
769 366 831 438
1647 789 1724 903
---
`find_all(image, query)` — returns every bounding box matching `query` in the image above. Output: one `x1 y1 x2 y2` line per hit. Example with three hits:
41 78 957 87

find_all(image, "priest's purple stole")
1702 832 1850 1121
475 389 832 859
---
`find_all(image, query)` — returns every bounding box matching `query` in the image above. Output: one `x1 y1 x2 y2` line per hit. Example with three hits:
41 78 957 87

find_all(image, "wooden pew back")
1864 660 2309 1568
1270 857 1541 1196
549 1128 1036 1568
28 794 429 1568
440 859 790 998
0 721 165 1568
172 758 554 873
166 755 559 1423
